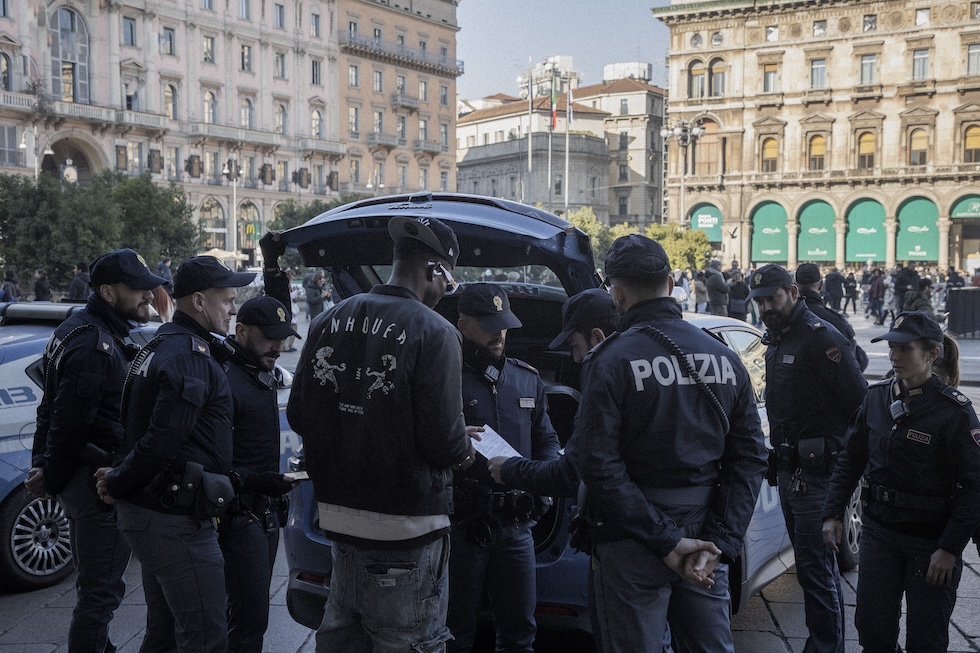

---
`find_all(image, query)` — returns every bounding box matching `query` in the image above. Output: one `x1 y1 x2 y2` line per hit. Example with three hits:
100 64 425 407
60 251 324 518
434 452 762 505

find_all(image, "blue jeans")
777 469 844 653
115 503 227 653
592 537 734 653
447 520 536 653
316 534 452 653
58 466 131 653
856 519 962 653
219 514 280 653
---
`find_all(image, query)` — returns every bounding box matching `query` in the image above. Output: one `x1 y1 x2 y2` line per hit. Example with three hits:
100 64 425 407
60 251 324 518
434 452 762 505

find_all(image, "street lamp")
19 126 55 181
517 72 533 204
660 120 705 227
222 160 239 255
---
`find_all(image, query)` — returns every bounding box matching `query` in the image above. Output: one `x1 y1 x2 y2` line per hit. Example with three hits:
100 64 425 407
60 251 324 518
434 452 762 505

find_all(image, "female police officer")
822 311 980 653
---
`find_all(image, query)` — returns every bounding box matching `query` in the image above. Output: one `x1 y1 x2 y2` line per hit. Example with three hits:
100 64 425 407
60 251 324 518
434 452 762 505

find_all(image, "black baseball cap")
388 216 459 268
90 249 169 290
457 283 522 331
795 263 822 285
747 264 795 300
603 234 671 280
173 256 256 298
549 289 618 349
871 311 943 344
237 296 301 340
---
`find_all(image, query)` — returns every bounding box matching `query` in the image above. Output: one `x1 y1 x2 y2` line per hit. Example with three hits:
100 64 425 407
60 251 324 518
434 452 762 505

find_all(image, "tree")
0 171 200 290
563 206 608 270
644 223 713 272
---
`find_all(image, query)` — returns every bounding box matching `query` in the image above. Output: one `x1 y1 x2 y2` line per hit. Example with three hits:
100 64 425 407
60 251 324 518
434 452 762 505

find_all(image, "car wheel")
0 486 73 591
836 486 862 572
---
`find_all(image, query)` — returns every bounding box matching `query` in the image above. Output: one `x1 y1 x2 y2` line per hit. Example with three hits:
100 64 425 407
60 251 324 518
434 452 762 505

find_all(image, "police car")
0 301 301 592
275 192 861 633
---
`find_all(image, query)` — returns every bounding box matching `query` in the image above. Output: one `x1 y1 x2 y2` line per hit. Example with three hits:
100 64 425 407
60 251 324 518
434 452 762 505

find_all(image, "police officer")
487 287 619 495
221 296 298 653
796 263 868 371
748 264 867 653
26 249 167 653
96 256 255 653
447 283 561 653
577 235 767 653
822 313 980 653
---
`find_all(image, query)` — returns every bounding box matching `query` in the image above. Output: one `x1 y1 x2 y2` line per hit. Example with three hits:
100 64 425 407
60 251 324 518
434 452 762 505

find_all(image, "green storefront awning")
751 201 788 262
845 199 885 262
797 201 835 262
896 197 937 262
951 195 980 218
690 204 723 242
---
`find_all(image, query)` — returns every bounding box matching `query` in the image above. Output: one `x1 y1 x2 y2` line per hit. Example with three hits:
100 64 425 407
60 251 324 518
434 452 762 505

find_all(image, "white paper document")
471 424 521 460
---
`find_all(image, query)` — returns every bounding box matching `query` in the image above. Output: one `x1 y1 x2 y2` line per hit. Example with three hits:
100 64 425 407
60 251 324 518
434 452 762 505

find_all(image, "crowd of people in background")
674 258 967 327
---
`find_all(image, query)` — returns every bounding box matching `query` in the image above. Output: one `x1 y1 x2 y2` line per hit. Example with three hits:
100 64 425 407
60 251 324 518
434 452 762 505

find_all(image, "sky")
455 0 672 101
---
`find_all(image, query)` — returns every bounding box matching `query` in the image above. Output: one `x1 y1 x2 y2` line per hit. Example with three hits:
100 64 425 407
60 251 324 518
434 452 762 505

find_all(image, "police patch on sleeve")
972 428 980 448
825 346 841 363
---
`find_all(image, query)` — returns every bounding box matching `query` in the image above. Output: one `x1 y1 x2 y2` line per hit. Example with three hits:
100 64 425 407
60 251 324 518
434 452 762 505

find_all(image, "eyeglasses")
429 261 459 295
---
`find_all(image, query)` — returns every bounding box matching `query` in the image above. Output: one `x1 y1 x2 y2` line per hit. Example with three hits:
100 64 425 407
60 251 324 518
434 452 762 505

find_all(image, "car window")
721 328 766 405
367 264 564 287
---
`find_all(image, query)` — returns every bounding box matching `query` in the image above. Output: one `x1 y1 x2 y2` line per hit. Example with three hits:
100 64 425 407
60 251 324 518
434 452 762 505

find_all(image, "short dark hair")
575 313 619 341
609 271 670 296
76 262 88 273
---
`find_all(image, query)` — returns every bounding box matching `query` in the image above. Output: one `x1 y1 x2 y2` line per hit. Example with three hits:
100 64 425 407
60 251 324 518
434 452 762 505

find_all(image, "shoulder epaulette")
190 335 212 357
508 358 539 374
869 377 892 388
94 328 116 356
805 317 827 331
942 385 972 408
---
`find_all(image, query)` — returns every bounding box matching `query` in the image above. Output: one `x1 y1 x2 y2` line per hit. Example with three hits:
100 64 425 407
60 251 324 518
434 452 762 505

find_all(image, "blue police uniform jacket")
224 337 280 485
763 299 867 449
824 377 980 554
577 297 767 562
32 294 135 495
458 348 560 491
105 311 234 510
286 285 471 525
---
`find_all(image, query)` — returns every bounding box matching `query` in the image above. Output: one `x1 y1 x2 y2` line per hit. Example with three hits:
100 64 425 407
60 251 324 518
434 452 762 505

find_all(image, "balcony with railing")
339 32 464 77
298 137 346 158
189 123 281 148
116 109 167 130
368 131 399 148
53 100 116 124
391 93 420 111
413 139 442 155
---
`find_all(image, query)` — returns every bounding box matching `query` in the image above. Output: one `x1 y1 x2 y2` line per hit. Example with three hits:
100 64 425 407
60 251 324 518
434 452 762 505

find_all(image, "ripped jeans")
316 534 452 653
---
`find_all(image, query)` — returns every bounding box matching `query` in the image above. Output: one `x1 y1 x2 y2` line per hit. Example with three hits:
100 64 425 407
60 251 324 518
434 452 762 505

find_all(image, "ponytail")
934 333 960 387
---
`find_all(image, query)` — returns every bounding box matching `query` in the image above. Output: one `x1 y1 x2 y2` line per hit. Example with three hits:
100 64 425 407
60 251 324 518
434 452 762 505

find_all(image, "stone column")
744 219 753 267
787 220 799 269
885 215 898 269
938 216 951 271
835 219 847 270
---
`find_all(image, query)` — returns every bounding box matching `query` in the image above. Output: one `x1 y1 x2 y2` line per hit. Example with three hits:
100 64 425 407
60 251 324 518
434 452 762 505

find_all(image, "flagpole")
527 58 533 205
547 57 556 213
564 84 570 215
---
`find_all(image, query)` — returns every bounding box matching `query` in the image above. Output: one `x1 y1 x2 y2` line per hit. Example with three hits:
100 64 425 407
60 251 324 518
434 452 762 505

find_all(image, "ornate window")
965 125 980 163
761 138 778 172
688 61 705 99
164 84 177 119
909 129 927 166
808 135 826 170
49 8 90 103
203 91 217 124
709 58 726 97
857 131 876 169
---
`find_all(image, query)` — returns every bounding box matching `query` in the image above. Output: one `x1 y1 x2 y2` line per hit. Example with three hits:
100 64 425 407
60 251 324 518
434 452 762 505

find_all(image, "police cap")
871 311 943 344
457 283 522 331
90 249 169 290
603 234 671 281
237 296 301 340
388 216 459 268
747 264 794 301
549 288 618 349
173 256 256 298
795 263 822 285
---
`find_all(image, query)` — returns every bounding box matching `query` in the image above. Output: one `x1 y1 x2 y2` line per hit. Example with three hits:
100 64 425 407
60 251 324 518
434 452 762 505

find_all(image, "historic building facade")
456 62 666 227
654 0 980 271
336 0 461 196
0 0 459 262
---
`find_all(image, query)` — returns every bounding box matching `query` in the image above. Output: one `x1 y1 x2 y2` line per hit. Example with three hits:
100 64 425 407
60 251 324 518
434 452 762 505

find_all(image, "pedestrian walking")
823 312 980 653
705 260 730 316
66 262 91 301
